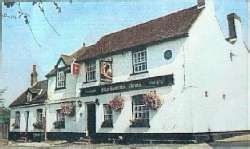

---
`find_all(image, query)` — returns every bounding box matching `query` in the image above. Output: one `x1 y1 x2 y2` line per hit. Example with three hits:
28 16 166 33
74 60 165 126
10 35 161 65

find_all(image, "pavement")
0 135 249 148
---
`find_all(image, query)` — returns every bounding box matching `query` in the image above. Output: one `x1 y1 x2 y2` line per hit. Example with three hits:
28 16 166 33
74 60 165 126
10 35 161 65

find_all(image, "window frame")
15 111 20 128
131 94 150 127
27 92 32 102
56 109 65 129
101 104 113 128
56 70 66 89
36 109 43 123
132 49 148 74
103 104 113 121
85 61 96 82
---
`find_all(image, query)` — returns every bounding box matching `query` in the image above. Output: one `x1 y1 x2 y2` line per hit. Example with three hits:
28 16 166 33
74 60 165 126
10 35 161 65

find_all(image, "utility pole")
44 99 48 141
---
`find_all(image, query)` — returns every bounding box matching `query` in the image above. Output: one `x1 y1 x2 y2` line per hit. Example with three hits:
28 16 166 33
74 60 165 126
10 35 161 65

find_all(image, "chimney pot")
197 0 205 9
82 43 86 47
32 65 37 73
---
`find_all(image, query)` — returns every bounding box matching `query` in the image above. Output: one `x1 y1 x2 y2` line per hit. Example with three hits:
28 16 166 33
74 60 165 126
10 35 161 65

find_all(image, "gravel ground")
0 135 249 148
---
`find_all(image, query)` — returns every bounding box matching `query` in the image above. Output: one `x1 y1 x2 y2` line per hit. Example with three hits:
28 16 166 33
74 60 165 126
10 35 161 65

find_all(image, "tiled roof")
77 6 202 61
9 80 47 108
45 54 73 77
61 54 74 65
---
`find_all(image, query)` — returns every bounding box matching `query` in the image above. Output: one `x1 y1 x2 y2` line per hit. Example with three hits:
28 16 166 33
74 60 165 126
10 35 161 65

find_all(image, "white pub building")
9 0 249 143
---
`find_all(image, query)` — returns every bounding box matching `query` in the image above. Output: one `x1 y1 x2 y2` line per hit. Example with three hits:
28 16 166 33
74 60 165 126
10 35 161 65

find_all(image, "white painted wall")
185 3 248 132
46 102 80 133
9 105 44 133
47 73 77 101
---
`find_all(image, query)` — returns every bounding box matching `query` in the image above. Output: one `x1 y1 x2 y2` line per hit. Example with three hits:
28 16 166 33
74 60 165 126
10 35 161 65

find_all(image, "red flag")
71 63 79 75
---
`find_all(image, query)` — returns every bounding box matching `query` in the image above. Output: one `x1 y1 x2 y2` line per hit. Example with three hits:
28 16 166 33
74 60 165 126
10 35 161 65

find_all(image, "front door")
87 103 96 138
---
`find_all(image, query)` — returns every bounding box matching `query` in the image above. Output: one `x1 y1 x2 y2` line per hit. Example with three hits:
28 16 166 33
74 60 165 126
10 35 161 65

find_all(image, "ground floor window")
12 111 20 129
130 94 149 127
101 104 113 127
33 109 43 129
53 109 65 129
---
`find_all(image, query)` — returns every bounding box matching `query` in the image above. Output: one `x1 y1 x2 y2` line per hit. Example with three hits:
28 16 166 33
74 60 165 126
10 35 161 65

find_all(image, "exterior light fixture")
95 99 100 106
77 100 82 107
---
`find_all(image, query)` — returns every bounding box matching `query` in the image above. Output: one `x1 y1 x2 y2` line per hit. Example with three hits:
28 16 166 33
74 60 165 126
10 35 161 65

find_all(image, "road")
1 135 249 148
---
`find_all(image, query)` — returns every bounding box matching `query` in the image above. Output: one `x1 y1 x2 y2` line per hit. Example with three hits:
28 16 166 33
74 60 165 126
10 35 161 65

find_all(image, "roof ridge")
61 54 73 58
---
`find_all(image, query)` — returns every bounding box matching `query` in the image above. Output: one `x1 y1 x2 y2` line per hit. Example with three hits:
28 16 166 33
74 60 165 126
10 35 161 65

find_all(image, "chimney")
31 65 38 86
197 0 205 9
82 43 86 47
197 0 214 10
227 13 242 42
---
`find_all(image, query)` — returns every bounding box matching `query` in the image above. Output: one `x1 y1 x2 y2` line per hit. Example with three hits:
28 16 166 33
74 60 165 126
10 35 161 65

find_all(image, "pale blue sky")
1 0 248 106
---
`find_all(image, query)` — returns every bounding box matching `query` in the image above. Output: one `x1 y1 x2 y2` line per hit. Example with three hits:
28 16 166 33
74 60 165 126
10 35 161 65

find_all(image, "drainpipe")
44 100 47 141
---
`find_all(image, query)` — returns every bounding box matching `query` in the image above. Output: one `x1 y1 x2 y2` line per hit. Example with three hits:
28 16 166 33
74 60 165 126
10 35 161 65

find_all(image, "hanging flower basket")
11 122 20 129
142 91 162 110
108 94 124 111
33 121 43 129
61 102 75 117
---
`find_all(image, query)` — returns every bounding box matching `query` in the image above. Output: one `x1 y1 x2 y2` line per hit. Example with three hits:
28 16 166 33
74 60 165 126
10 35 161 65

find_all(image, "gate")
0 123 9 139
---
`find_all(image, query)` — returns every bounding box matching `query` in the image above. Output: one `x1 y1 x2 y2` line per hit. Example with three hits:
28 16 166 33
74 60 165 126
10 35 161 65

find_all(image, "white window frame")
15 111 20 127
27 92 32 102
133 104 149 120
103 104 113 121
57 110 65 122
132 94 149 121
133 50 147 73
57 71 65 88
86 61 96 82
36 109 43 122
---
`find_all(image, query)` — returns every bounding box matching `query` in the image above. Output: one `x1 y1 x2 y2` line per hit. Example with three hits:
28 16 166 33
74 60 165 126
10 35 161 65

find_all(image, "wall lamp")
77 100 82 107
95 99 100 106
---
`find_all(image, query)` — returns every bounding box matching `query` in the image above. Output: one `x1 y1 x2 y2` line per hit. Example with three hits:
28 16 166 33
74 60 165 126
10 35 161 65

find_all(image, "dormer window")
86 61 96 82
57 71 66 88
27 92 32 102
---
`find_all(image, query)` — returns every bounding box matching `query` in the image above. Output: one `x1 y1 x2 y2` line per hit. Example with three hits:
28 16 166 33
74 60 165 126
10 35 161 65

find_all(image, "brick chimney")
227 13 242 42
31 65 38 86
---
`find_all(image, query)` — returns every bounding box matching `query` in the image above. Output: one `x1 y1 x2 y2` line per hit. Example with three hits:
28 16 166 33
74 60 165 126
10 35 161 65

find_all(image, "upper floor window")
27 92 32 102
57 71 65 88
132 50 147 74
86 61 96 82
130 94 149 127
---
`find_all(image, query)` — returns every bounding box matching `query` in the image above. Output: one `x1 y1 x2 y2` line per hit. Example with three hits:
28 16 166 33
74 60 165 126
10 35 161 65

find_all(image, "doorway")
87 103 96 138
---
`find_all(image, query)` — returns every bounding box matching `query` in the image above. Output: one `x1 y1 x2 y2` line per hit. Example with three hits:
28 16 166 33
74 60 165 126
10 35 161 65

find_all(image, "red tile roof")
9 80 47 108
76 6 203 61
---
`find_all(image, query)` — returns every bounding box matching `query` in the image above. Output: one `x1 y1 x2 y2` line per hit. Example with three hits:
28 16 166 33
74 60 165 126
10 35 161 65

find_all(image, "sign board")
81 74 174 97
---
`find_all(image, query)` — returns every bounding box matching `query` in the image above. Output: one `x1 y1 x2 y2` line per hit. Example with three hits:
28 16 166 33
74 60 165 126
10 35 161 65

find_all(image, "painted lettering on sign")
80 74 174 97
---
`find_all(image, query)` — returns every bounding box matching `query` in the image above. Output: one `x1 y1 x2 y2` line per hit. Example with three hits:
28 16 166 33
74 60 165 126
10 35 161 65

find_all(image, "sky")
0 0 248 107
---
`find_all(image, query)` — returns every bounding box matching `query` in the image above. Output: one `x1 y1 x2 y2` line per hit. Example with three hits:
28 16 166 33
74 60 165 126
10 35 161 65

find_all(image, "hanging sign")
71 63 79 75
100 61 112 83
